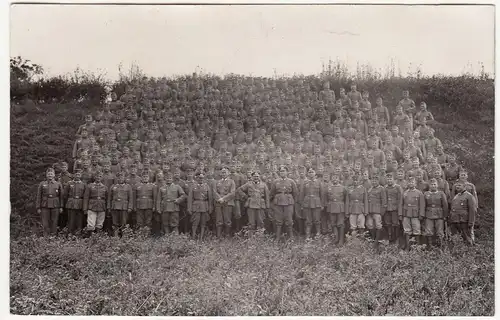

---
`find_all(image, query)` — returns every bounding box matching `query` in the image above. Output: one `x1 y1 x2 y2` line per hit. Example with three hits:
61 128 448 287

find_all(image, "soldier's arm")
264 184 271 209
444 181 451 200
381 187 387 213
441 191 449 218
428 111 434 121
83 183 90 211
385 108 390 124
131 185 137 211
471 183 479 209
222 180 236 202
397 186 403 218
207 186 214 213
72 141 79 159
468 193 477 226
418 191 425 219
345 189 350 215
450 184 456 200
236 183 248 200
187 186 193 213
320 182 326 207
127 185 133 211
107 184 113 211
177 185 187 203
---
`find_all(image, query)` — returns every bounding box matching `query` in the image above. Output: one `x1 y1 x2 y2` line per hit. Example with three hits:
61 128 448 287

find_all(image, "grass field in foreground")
10 230 494 316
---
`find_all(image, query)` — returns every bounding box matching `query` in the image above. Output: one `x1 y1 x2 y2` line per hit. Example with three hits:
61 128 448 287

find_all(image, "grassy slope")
10 77 494 315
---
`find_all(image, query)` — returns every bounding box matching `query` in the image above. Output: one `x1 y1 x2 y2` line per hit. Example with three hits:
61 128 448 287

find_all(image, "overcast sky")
9 4 495 80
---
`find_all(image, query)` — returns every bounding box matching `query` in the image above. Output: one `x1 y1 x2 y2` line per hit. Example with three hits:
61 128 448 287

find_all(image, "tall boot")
287 226 294 239
314 224 321 238
387 226 393 243
333 226 339 244
275 225 282 241
113 227 119 237
305 225 311 239
224 225 232 238
200 226 205 241
191 225 197 239
369 229 376 240
374 229 382 252
298 219 304 236
425 236 433 250
172 227 179 235
404 234 411 251
216 226 222 239
338 225 345 246
234 219 241 234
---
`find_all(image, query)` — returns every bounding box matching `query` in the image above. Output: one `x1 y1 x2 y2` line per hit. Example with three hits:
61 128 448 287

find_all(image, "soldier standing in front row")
156 172 186 235
300 168 324 239
237 172 270 234
83 170 107 233
187 172 213 240
214 168 236 238
400 177 425 250
423 178 449 248
326 174 347 245
64 169 86 234
134 172 156 230
270 166 298 240
449 180 477 245
108 171 133 236
36 167 64 236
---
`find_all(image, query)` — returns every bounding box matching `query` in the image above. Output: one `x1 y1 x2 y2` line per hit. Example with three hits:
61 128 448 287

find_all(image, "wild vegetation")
10 58 494 315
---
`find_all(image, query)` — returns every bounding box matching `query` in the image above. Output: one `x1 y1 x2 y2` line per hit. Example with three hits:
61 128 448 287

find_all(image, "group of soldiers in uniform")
35 76 479 250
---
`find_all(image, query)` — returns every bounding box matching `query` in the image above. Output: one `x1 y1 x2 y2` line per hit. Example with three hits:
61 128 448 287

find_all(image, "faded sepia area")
10 4 494 317
10 5 494 79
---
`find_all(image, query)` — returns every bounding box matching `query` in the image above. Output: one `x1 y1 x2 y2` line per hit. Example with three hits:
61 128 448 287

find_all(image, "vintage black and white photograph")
9 2 495 316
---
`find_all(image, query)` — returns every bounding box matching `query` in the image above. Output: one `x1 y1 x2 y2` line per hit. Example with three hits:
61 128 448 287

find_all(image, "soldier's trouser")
303 207 322 227
273 205 294 227
383 210 399 226
247 208 264 229
402 217 421 235
111 210 128 230
450 222 474 244
41 208 60 235
349 214 365 230
329 212 345 227
87 210 105 231
67 209 83 234
233 200 242 220
136 209 153 228
366 213 383 230
215 205 234 227
294 203 304 220
191 212 209 229
161 211 179 232
423 218 444 237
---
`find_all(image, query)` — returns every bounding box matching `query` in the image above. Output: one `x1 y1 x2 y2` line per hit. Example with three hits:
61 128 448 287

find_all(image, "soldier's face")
459 172 468 180
117 175 125 184
362 171 369 180
279 169 287 178
95 174 103 182
371 178 379 186
396 171 404 180
104 165 111 172
165 176 173 184
408 179 416 188
141 175 150 183
46 171 55 180
387 176 394 185
449 156 456 164
403 91 409 98
455 182 464 192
